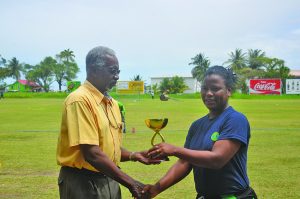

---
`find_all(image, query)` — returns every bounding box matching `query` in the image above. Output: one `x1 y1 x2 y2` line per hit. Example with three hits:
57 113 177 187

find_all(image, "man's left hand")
134 151 161 165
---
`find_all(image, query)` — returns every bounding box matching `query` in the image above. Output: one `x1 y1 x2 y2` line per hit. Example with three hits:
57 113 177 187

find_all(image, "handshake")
128 181 161 199
126 143 176 198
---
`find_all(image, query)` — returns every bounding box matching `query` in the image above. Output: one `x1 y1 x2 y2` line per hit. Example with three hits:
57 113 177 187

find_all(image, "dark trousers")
58 167 122 199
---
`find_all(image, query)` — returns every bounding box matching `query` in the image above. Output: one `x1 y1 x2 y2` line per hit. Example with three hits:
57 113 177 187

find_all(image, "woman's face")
201 74 231 112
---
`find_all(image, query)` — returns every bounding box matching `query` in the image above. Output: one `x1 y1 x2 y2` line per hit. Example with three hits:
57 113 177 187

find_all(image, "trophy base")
151 155 169 162
161 157 170 162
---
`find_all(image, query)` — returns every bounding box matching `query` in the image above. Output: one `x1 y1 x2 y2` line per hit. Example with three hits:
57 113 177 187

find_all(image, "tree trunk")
58 80 62 91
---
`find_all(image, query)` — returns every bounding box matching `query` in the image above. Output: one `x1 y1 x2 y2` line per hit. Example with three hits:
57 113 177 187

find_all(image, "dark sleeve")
218 112 250 146
184 121 198 149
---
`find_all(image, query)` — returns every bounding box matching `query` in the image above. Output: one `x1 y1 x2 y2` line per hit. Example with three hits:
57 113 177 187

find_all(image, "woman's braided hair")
204 65 237 90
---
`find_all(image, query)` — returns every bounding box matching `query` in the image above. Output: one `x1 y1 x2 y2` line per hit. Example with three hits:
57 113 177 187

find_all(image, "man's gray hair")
86 46 116 72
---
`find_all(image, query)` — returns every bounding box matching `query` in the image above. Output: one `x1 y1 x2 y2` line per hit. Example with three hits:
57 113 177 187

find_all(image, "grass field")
0 96 300 198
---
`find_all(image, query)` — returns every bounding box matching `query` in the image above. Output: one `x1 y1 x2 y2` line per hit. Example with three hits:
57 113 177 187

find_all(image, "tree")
247 49 266 69
278 65 290 79
225 49 247 71
235 67 266 93
278 64 290 94
261 57 290 92
159 76 188 94
0 67 9 89
55 49 79 91
260 57 285 78
0 55 9 81
59 49 75 62
131 74 143 81
0 67 10 80
170 76 188 93
26 56 56 92
7 57 23 81
159 78 172 93
151 83 159 94
0 55 6 66
189 53 210 82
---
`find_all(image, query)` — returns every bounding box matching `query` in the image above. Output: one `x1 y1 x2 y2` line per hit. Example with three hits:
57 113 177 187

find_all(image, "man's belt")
61 166 106 177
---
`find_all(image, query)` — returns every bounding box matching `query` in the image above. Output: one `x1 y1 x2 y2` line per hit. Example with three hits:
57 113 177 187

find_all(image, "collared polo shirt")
184 107 250 197
57 80 123 172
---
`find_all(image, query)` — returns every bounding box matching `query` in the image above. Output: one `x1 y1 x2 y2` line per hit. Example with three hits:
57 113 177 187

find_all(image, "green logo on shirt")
211 132 219 142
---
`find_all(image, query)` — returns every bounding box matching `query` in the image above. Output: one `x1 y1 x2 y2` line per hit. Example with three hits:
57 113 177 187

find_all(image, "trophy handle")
151 130 166 146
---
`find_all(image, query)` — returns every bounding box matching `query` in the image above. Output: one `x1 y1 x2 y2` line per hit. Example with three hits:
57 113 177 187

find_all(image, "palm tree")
131 74 143 81
225 49 246 71
55 49 79 91
247 49 266 69
58 49 75 63
189 53 210 82
0 54 6 66
7 57 23 81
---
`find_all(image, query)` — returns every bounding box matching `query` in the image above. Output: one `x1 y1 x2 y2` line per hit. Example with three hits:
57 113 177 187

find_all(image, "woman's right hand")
142 184 160 198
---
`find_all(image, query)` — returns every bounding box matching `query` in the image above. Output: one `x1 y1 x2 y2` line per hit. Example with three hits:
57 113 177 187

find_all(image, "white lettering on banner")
253 83 276 90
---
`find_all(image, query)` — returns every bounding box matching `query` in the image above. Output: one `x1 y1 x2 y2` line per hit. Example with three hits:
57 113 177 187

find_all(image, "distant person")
0 88 4 99
151 91 154 99
117 101 126 133
56 46 159 199
143 66 257 199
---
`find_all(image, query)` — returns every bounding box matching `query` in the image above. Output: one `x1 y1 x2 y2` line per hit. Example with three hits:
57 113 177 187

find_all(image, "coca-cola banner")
249 79 282 95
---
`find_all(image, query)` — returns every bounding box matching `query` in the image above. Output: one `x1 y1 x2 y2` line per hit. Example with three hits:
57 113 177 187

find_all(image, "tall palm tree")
58 49 75 62
189 53 210 82
247 49 266 69
55 49 79 91
225 49 246 71
7 57 23 81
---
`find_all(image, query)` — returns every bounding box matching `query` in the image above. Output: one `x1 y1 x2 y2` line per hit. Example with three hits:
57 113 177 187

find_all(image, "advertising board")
249 79 281 95
67 81 81 92
116 81 144 94
286 79 300 94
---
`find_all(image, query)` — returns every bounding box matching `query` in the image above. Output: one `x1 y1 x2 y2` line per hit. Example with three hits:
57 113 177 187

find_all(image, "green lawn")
0 97 300 198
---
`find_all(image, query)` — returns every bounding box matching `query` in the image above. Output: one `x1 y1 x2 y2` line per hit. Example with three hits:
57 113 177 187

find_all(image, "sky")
1 0 300 90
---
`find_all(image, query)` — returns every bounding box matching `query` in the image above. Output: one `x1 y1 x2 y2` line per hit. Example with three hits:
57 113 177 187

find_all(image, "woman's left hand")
147 143 177 158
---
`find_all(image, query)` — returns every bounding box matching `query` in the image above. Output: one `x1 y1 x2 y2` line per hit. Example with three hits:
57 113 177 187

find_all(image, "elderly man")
57 46 158 199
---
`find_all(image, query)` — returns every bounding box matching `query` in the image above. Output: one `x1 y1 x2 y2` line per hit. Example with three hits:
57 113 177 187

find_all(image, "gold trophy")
145 118 169 161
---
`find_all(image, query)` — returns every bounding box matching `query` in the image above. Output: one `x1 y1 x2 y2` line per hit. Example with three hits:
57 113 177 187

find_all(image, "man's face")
201 74 231 112
92 54 120 92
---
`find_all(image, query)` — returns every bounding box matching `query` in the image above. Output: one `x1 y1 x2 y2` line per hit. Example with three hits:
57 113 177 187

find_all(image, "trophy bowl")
145 118 168 134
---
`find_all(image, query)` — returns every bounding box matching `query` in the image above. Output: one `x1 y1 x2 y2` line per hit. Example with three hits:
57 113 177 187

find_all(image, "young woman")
143 66 257 199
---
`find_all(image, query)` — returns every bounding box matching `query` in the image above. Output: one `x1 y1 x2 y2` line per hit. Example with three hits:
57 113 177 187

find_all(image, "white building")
150 76 201 93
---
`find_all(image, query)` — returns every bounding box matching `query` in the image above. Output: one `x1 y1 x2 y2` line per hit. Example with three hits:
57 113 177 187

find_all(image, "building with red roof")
7 80 42 92
289 70 300 78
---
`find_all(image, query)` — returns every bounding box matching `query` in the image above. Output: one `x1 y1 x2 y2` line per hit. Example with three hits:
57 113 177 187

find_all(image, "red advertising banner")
249 79 282 95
